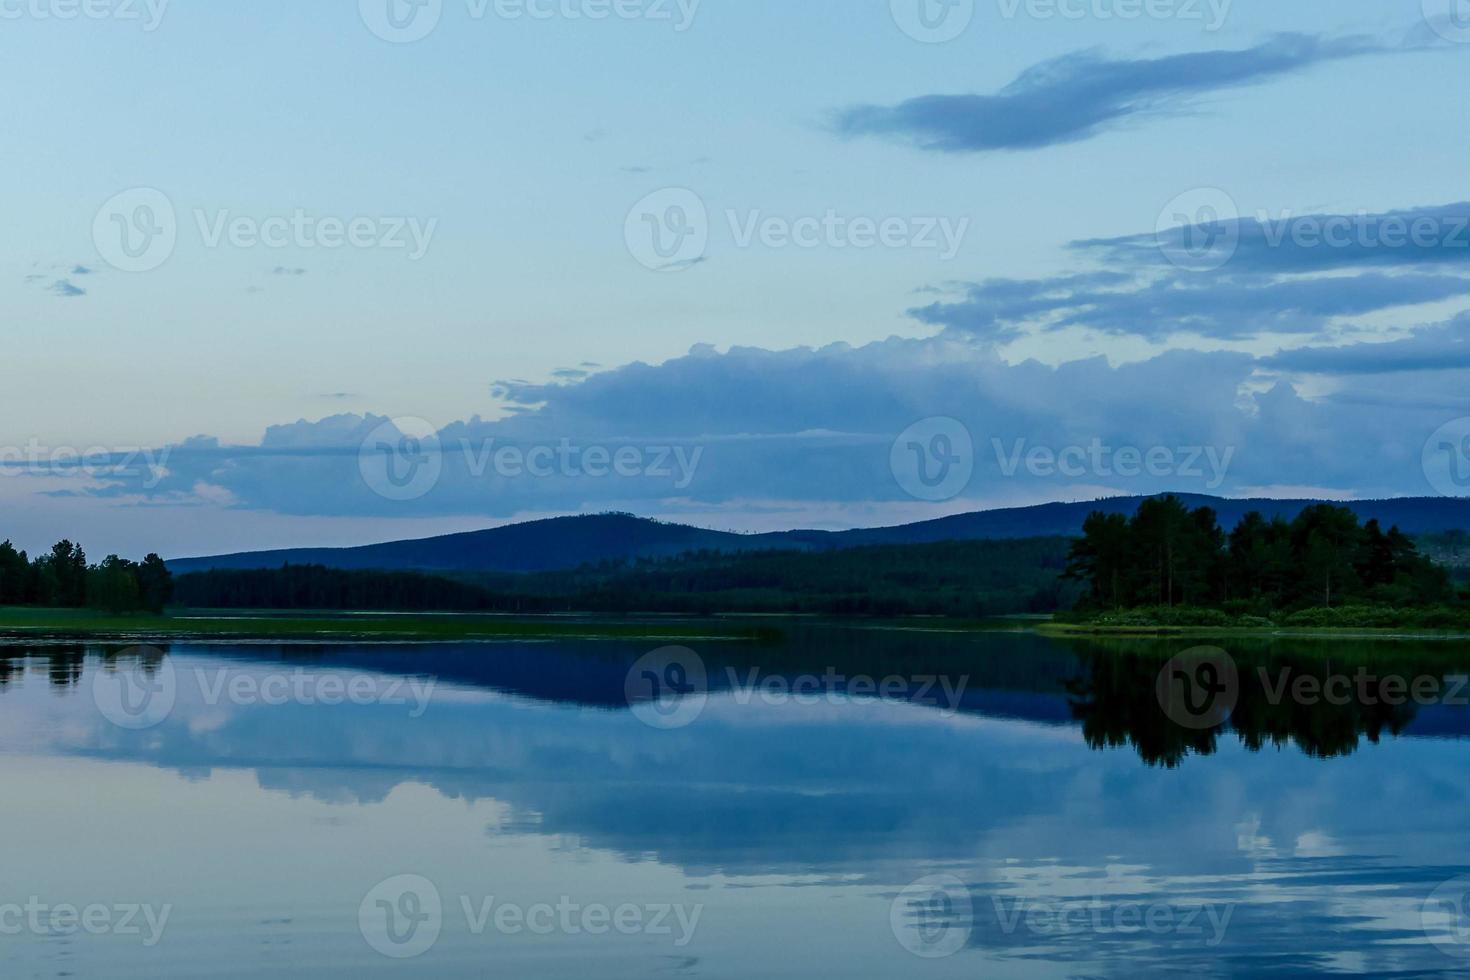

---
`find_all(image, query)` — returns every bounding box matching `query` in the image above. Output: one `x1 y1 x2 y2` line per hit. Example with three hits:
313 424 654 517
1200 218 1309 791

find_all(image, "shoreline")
3 607 1469 644
0 608 775 644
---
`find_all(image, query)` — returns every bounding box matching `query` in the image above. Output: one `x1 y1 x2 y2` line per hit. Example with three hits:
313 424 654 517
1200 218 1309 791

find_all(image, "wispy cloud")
1085 202 1470 273
913 201 1470 342
834 34 1392 153
913 271 1470 342
1263 316 1470 375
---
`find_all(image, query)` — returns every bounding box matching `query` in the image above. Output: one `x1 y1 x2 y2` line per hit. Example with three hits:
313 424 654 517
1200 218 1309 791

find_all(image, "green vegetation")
12 497 1469 638
174 537 1080 618
0 540 172 614
1416 529 1470 583
1062 496 1454 628
0 606 772 641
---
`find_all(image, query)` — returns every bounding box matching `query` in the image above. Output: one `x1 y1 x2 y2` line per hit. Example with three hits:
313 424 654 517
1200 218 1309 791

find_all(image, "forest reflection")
3 635 1468 771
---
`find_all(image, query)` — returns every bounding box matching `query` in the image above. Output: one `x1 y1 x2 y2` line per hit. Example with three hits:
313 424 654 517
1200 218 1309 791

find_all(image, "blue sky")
6 0 1470 557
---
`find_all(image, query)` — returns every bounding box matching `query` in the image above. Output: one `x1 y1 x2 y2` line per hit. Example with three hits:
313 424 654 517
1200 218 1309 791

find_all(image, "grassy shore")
1037 621 1470 641
0 607 777 643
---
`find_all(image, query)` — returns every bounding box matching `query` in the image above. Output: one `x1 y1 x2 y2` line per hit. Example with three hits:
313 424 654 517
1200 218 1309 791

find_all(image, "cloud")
50 330 1470 522
23 261 98 297
913 271 1470 342
1088 202 1470 274
271 266 307 276
833 34 1389 153
1263 316 1470 375
910 201 1470 343
49 279 86 298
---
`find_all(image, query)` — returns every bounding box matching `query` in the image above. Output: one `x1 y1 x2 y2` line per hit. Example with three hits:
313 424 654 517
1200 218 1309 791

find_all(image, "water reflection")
7 628 1470 769
1 626 1470 977
1065 645 1446 767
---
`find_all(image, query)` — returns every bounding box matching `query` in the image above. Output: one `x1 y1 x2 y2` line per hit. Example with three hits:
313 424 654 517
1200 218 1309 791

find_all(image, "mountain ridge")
166 494 1470 575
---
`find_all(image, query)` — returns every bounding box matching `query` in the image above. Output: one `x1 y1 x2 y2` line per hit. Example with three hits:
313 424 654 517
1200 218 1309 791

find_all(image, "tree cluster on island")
0 540 173 614
1063 495 1454 623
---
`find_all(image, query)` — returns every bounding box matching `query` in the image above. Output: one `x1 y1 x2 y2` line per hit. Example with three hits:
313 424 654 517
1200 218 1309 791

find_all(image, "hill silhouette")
166 495 1470 575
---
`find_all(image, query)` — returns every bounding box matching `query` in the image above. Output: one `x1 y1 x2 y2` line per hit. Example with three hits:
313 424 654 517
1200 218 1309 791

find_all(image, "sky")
5 0 1470 558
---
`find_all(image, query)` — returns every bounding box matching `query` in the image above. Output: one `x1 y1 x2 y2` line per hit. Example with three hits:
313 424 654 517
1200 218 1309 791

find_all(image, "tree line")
172 537 1078 617
0 540 173 614
1064 496 1452 613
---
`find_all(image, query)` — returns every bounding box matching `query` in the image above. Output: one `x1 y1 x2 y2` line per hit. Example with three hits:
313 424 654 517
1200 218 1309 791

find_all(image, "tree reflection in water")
1064 643 1450 767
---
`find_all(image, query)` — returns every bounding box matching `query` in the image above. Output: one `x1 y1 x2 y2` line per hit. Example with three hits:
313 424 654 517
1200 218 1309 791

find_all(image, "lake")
3 623 1470 977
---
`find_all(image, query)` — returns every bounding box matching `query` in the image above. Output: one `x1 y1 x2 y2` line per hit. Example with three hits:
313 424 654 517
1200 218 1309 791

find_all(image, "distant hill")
166 495 1470 575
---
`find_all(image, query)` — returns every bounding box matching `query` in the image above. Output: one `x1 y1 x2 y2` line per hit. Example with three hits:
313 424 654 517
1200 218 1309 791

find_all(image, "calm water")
4 624 1470 978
